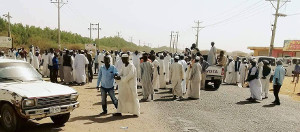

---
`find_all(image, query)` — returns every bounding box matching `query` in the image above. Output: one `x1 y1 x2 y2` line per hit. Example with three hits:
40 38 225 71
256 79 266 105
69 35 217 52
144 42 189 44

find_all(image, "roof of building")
247 47 283 50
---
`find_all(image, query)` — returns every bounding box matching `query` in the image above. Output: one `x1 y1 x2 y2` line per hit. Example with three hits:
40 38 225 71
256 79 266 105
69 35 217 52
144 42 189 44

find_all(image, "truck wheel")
0 104 24 132
214 80 221 89
50 113 70 126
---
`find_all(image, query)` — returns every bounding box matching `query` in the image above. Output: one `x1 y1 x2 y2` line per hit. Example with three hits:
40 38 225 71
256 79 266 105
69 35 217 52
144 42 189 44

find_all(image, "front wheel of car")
50 113 70 126
0 104 24 132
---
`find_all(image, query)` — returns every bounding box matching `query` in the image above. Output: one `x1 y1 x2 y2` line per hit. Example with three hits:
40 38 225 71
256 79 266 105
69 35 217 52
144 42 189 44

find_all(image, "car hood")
0 81 77 98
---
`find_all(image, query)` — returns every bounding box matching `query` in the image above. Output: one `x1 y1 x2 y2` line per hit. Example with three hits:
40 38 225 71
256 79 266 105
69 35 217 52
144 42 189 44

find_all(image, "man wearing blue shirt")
97 55 119 115
272 60 285 105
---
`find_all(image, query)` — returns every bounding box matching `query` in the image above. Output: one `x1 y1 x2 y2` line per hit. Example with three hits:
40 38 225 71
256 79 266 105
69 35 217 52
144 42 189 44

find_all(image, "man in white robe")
158 54 166 88
41 51 50 77
260 60 272 99
225 58 235 84
114 54 140 116
164 52 171 83
207 42 217 65
98 51 105 68
74 50 89 85
187 56 202 99
169 56 184 100
132 51 141 80
232 57 241 85
32 52 40 71
178 54 187 94
151 55 160 91
239 60 249 87
246 60 262 102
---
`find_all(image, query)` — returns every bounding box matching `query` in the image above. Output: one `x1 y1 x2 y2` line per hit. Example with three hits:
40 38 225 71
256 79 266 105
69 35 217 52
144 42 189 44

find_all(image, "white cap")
122 54 129 57
175 56 179 59
196 56 200 60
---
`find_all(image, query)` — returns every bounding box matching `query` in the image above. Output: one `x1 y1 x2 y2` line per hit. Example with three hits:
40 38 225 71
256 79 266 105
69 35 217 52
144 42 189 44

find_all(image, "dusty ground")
270 77 300 101
1 76 171 132
0 75 299 132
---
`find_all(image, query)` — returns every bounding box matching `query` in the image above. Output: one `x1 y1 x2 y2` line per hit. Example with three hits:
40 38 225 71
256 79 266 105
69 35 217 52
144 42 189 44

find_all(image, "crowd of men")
1 42 299 116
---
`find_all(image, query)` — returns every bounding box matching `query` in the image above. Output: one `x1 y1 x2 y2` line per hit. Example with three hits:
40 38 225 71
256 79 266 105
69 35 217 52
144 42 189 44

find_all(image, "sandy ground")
275 77 300 101
13 76 171 132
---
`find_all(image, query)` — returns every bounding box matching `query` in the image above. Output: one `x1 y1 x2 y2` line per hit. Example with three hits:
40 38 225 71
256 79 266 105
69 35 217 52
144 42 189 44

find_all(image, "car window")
0 62 43 82
258 57 275 66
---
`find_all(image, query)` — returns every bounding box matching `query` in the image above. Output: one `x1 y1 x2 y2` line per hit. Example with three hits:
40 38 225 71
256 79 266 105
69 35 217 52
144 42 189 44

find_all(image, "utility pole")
88 23 101 40
169 31 174 52
267 0 290 56
3 12 12 38
130 37 133 43
139 40 141 46
172 34 176 53
192 20 204 48
175 32 179 53
51 0 68 50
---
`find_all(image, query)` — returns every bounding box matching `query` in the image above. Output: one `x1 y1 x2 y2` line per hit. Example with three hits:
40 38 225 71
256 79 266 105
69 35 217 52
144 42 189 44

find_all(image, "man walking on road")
272 60 285 105
140 54 154 101
114 54 140 116
261 60 271 99
169 56 184 100
97 56 119 115
246 60 262 102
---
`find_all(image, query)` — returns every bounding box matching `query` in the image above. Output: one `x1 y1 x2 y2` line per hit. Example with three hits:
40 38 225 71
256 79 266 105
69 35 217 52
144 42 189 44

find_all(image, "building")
248 47 300 57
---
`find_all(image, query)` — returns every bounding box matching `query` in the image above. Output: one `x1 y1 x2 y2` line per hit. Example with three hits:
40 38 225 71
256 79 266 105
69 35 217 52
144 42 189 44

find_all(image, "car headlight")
70 94 79 101
22 99 36 107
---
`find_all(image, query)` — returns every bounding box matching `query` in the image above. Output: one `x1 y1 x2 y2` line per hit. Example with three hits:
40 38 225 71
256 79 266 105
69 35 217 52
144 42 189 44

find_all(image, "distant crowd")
0 42 299 116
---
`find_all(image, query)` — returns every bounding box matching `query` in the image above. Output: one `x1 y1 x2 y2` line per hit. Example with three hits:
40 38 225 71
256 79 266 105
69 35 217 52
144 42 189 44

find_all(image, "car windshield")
0 62 43 82
258 57 275 66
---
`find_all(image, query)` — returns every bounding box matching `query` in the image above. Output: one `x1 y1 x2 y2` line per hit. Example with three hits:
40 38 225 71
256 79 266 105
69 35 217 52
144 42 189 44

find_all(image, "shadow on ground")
68 114 138 124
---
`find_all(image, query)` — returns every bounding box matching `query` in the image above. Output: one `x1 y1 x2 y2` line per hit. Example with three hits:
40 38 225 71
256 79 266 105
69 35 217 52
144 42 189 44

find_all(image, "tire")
205 80 209 88
0 104 24 132
214 80 221 89
50 113 70 126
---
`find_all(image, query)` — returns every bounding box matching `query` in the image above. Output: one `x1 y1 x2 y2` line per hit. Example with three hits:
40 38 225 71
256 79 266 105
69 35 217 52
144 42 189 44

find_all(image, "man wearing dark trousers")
96 56 119 115
272 60 285 105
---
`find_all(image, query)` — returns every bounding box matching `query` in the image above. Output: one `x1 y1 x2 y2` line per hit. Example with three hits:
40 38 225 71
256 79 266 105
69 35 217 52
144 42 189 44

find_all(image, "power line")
204 0 266 27
88 23 101 40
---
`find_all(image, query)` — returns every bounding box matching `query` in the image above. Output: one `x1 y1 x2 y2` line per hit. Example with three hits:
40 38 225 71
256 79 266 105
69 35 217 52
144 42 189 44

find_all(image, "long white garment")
115 59 124 74
261 66 271 98
42 53 50 77
249 67 262 100
207 46 217 65
71 56 76 82
97 53 105 67
158 59 166 88
132 54 141 79
74 54 89 83
178 60 187 94
140 61 154 98
116 63 140 116
187 62 202 99
239 63 248 86
164 55 171 81
169 62 184 97
32 56 40 70
152 60 160 90
225 61 235 84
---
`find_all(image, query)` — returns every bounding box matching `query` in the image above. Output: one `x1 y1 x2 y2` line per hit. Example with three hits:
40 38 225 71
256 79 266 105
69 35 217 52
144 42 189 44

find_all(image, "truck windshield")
0 62 43 82
258 57 275 66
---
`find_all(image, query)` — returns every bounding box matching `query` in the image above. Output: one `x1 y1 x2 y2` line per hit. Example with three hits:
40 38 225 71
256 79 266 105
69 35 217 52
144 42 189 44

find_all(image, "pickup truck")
205 65 225 90
0 59 79 132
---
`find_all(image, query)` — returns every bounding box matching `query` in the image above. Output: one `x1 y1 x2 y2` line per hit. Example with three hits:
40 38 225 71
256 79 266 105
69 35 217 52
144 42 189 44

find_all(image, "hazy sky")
1 0 300 52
